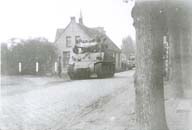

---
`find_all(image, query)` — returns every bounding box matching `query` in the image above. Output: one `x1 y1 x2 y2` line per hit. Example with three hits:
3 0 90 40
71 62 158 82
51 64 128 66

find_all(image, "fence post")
54 62 58 73
19 62 22 73
36 62 39 73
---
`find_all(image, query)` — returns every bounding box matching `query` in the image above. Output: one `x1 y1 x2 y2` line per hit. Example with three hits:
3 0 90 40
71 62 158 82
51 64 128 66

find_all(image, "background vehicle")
127 55 135 70
67 38 115 79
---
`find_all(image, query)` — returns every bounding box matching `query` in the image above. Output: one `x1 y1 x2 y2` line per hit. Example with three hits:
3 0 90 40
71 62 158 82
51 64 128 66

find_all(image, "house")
120 53 127 70
54 14 121 73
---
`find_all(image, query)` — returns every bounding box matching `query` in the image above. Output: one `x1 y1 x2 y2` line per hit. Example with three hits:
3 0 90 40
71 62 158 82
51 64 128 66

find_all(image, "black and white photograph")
0 0 192 130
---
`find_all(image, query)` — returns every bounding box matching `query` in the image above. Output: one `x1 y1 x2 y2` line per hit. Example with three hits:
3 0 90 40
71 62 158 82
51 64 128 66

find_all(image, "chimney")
79 10 83 25
79 18 83 25
70 17 76 23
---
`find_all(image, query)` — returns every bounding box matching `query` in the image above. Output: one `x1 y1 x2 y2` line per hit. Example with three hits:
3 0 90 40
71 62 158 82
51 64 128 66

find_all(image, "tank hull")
68 65 90 79
67 61 115 79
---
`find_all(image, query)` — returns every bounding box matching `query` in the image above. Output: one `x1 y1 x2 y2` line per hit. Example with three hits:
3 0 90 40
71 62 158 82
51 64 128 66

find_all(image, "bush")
1 37 58 75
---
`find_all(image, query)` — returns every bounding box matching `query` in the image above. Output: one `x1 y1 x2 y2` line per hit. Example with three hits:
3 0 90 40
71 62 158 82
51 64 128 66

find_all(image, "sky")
0 0 135 48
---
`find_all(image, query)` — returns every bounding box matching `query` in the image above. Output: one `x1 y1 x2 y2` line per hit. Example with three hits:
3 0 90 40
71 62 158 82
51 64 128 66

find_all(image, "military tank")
67 37 115 79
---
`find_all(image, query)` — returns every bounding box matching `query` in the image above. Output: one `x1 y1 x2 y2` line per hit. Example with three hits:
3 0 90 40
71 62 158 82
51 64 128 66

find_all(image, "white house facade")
55 15 121 73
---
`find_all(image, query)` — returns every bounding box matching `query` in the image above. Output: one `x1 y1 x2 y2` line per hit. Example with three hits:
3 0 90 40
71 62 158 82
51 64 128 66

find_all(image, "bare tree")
121 36 135 59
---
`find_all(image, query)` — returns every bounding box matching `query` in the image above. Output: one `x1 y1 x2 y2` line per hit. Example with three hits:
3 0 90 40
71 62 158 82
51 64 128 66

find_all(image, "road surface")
1 71 191 130
0 71 135 130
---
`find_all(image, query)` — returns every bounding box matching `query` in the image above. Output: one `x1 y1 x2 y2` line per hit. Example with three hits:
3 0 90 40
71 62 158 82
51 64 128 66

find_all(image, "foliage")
121 36 135 59
1 37 58 75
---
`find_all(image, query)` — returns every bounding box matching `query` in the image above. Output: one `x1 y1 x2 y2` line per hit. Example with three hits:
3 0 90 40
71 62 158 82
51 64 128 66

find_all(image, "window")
66 36 72 47
63 51 70 67
75 36 81 44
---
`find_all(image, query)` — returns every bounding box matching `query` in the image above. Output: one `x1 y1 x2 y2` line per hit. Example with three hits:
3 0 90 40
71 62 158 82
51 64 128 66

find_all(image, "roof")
55 20 121 53
55 28 64 42
78 24 121 52
55 21 72 43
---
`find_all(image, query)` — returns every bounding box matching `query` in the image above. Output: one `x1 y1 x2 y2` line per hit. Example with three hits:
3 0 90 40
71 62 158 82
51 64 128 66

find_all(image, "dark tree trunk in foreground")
166 0 192 98
132 0 169 130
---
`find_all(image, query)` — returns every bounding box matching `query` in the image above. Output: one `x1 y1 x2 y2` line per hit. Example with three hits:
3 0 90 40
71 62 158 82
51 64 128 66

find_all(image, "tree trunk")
168 19 184 97
178 1 192 98
166 0 192 98
132 0 169 130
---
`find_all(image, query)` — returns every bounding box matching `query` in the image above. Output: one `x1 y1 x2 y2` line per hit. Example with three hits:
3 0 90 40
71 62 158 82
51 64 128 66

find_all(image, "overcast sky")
0 0 135 47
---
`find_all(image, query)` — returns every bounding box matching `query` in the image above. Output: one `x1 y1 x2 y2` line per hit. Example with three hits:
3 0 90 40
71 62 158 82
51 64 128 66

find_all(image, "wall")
55 18 91 71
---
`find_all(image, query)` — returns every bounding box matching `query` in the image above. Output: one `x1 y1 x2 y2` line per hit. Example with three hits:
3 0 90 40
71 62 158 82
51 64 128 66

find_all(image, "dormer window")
66 36 72 47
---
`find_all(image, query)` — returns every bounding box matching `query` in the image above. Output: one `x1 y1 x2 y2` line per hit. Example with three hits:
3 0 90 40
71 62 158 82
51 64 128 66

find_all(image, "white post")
36 62 39 72
54 62 58 72
19 62 22 73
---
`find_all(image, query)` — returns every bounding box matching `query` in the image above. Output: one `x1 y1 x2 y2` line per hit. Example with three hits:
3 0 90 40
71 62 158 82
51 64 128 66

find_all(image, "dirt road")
0 71 135 130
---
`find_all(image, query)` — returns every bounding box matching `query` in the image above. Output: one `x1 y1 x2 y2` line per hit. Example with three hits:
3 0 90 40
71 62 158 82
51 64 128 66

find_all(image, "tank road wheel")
95 63 115 78
108 64 115 77
102 63 115 78
84 69 90 79
95 63 104 78
68 72 77 80
77 69 90 79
